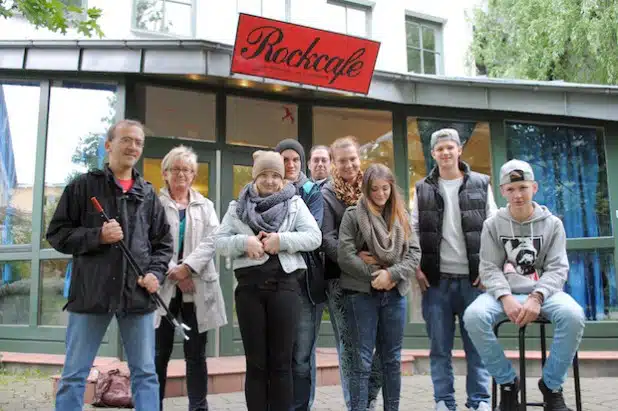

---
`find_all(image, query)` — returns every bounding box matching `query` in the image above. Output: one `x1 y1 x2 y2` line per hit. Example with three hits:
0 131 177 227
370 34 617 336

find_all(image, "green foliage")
470 0 618 84
0 0 104 37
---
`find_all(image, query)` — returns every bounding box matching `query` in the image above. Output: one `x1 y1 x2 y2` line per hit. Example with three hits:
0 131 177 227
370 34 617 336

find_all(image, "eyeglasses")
118 136 145 148
169 168 194 175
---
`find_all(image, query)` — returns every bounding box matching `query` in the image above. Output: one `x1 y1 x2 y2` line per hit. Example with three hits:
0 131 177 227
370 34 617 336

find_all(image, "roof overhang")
1 39 618 121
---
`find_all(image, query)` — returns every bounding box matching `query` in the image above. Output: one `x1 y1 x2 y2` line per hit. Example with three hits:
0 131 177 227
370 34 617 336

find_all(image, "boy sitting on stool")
463 159 585 411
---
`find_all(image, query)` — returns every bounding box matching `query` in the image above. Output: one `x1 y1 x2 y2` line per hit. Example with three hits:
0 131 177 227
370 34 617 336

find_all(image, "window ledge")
130 28 195 40
405 10 447 25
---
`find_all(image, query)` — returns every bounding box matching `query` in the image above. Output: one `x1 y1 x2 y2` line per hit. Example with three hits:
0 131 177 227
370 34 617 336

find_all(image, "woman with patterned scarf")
215 150 321 410
338 164 421 411
321 136 381 410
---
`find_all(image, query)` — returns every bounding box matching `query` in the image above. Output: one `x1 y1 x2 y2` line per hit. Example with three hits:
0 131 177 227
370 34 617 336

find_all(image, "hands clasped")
246 232 281 259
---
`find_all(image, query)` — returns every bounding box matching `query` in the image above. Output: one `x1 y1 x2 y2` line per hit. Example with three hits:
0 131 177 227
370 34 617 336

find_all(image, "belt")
440 272 468 280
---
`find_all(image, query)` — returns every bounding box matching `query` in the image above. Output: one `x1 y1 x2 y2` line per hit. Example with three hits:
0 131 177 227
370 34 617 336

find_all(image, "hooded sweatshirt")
479 202 569 302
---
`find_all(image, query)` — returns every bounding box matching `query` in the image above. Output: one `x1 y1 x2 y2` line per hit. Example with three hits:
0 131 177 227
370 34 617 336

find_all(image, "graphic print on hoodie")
501 235 542 281
479 202 569 301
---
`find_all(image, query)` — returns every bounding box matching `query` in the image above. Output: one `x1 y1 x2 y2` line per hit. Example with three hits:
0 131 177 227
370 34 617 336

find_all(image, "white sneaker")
469 402 491 411
436 401 452 411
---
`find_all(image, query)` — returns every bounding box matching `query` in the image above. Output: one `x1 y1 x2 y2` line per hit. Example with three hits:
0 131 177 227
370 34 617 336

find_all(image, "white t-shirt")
411 177 497 274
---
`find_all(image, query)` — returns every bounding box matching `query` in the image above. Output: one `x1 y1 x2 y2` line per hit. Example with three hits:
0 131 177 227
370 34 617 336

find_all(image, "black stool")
491 318 582 411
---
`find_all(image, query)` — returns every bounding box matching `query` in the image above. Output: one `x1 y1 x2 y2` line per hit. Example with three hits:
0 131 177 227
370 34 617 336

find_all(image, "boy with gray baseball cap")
411 127 496 411
463 159 585 411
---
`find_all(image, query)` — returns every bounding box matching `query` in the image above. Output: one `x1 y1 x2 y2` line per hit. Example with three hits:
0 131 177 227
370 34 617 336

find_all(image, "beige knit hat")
252 150 284 180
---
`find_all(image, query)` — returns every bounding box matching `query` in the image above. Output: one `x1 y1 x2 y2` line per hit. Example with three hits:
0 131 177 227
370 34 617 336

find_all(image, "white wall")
0 0 482 76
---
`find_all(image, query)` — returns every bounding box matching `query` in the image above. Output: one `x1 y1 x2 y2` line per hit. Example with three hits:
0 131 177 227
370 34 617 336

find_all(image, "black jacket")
295 173 327 304
46 165 173 314
415 161 489 285
321 181 349 281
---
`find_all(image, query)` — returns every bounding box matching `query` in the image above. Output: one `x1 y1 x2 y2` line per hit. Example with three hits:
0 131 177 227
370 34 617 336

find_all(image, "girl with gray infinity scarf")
215 150 321 411
337 164 421 411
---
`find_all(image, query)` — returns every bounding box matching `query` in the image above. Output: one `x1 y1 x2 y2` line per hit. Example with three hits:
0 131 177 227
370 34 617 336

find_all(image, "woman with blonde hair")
155 145 227 411
321 136 381 410
338 163 421 411
215 150 321 410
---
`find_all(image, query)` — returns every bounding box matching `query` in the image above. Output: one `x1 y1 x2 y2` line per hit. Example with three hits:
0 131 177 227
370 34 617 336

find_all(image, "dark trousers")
235 276 302 411
155 289 209 411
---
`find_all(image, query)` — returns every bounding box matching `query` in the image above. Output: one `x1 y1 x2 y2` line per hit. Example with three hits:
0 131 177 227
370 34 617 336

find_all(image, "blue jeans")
463 291 585 390
292 278 324 411
422 278 491 410
344 289 406 411
55 311 159 411
327 279 382 410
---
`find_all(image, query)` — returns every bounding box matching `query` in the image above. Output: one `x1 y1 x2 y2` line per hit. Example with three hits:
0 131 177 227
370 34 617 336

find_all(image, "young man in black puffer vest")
411 128 497 411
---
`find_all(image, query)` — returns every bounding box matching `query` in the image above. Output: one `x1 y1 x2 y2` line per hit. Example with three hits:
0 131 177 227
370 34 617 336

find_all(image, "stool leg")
492 324 500 410
519 325 527 411
540 323 547 367
573 352 582 411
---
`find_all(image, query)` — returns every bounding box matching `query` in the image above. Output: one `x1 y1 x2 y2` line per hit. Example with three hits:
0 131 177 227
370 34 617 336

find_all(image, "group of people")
47 119 586 411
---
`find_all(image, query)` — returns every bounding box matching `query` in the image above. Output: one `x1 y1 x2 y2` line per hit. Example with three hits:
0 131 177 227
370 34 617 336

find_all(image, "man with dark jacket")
275 138 325 411
47 119 173 411
411 128 497 411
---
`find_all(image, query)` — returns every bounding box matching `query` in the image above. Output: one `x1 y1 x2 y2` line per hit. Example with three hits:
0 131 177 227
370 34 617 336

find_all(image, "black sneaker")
498 377 520 411
538 378 573 411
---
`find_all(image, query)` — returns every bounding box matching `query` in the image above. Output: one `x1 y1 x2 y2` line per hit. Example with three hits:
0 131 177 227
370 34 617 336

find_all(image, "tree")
0 0 103 37
470 0 618 85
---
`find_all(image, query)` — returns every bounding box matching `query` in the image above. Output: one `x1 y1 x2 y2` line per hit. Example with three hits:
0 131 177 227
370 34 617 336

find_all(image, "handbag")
92 368 134 408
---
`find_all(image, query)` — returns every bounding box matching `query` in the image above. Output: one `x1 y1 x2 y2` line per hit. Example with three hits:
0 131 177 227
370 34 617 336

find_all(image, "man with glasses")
47 119 173 411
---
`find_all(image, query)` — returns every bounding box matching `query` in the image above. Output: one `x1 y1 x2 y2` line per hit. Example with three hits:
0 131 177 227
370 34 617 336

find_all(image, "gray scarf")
236 182 296 233
357 197 406 266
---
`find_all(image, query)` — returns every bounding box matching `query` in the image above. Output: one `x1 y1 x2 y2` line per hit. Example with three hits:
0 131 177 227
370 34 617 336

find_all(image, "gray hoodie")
479 202 569 302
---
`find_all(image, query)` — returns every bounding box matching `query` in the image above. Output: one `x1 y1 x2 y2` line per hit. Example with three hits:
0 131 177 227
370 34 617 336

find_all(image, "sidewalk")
0 372 616 410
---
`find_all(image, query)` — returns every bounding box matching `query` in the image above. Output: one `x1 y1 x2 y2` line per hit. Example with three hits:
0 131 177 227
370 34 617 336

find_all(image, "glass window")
325 1 370 37
143 158 210 198
264 0 287 20
406 118 492 322
42 83 116 249
238 0 262 15
40 259 71 326
506 122 611 238
0 81 40 246
313 106 393 170
226 96 298 148
0 260 31 325
144 86 216 141
566 249 616 321
406 18 442 74
134 0 194 37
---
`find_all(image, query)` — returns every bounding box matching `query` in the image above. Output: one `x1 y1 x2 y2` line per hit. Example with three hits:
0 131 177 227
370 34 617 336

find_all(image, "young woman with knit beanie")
215 150 321 410
338 163 421 411
321 136 382 410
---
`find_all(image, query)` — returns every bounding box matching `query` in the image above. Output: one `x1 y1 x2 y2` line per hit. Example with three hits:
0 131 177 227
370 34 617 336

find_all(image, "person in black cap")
275 138 325 411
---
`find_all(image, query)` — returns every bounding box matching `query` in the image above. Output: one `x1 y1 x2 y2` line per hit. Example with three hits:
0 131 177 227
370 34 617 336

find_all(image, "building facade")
0 0 617 359
0 0 480 77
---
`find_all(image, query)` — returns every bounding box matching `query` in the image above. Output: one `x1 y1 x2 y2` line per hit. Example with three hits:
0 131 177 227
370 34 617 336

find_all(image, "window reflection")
42 83 116 248
227 96 298 148
39 259 71 326
0 82 39 247
506 122 611 238
0 260 31 325
134 0 193 36
144 86 216 141
313 106 393 170
566 249 616 321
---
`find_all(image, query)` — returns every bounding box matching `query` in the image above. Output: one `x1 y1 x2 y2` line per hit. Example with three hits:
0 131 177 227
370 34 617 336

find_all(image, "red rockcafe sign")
231 13 381 94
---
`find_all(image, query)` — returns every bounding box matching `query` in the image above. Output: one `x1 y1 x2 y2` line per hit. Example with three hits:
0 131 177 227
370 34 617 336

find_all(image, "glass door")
218 150 255 356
